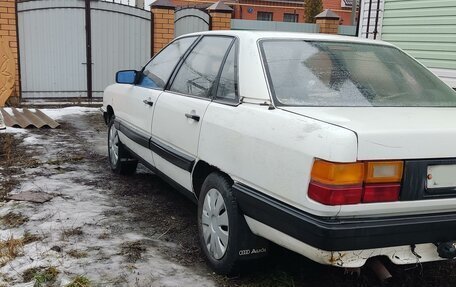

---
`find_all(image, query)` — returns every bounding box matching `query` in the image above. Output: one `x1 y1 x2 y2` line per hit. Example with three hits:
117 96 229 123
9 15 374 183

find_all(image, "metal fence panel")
231 19 319 33
18 0 87 99
338 25 357 36
174 8 210 38
18 0 151 99
91 1 151 97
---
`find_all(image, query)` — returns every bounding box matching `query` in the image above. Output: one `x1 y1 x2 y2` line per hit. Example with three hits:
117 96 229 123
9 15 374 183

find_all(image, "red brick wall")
209 12 231 30
322 0 353 24
237 5 305 22
152 8 175 55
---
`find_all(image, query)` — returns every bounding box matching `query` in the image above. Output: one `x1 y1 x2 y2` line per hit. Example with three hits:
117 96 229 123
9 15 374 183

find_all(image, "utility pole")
351 0 358 26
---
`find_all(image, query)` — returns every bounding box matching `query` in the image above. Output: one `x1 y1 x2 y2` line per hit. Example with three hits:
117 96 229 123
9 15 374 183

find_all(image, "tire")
107 116 138 175
197 172 242 275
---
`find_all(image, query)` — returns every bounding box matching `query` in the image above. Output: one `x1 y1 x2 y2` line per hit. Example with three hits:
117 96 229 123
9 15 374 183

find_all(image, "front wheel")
107 117 138 175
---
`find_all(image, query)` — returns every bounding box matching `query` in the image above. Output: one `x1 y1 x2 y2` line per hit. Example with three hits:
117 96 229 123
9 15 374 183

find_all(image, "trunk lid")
281 107 456 160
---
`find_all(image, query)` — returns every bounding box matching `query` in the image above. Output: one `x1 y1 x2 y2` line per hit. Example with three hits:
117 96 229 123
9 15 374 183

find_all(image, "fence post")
151 0 175 56
315 9 340 34
207 1 233 31
0 0 20 106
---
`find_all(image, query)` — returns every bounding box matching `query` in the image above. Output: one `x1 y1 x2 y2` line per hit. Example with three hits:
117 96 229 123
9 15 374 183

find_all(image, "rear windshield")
260 40 456 107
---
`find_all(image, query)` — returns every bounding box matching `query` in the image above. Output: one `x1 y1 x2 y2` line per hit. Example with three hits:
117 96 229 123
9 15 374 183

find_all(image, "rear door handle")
185 113 200 122
143 99 153 106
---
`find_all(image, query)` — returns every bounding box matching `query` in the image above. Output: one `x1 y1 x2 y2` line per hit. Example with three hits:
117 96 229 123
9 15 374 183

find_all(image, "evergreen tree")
304 0 323 23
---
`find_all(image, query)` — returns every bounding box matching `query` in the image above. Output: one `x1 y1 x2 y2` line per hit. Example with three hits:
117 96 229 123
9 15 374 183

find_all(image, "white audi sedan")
102 31 456 274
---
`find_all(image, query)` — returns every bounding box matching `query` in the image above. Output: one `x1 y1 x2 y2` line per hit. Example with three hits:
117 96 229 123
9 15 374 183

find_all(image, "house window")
257 12 273 21
283 13 298 23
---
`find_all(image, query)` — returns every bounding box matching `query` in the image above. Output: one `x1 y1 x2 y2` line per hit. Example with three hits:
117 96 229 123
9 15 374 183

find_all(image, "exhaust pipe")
367 258 392 282
437 242 456 259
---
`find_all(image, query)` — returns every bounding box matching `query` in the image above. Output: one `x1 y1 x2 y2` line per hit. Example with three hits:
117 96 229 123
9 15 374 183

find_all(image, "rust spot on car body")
329 251 347 266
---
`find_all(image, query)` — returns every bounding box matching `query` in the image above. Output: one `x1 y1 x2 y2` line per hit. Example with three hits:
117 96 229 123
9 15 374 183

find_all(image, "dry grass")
0 133 15 164
22 232 42 244
46 155 84 166
65 275 91 287
1 212 29 228
67 249 88 259
61 227 83 240
0 235 24 267
0 134 40 200
120 241 146 263
23 266 59 285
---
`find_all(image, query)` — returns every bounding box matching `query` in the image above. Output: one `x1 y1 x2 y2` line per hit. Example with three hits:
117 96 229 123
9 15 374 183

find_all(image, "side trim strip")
150 138 195 172
115 118 195 172
116 119 149 148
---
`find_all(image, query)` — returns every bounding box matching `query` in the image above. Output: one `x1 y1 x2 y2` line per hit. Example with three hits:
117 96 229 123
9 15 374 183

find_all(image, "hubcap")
202 188 229 260
108 124 119 166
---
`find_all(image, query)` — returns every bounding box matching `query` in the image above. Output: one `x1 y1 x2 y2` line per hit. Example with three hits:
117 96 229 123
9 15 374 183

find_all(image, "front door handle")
143 99 153 106
185 113 200 122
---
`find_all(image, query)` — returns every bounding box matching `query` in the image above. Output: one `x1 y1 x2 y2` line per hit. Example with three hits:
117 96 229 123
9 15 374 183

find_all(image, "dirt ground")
1 108 456 287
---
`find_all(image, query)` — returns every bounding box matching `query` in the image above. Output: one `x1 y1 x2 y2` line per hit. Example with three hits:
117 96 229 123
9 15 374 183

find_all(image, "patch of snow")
40 107 99 120
0 108 216 287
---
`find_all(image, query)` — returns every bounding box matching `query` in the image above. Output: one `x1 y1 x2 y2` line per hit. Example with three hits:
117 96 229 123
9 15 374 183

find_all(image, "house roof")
315 9 340 20
150 0 175 8
206 1 233 12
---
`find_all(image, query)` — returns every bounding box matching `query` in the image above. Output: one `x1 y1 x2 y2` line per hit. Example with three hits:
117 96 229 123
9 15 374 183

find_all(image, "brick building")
164 0 355 25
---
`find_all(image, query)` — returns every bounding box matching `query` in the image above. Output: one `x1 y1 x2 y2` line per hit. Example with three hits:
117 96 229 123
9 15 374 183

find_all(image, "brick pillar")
207 1 233 31
0 0 20 105
315 9 340 35
151 0 175 55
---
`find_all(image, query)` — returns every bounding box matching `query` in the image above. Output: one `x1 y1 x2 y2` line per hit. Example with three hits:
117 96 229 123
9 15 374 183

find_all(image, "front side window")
170 36 234 98
257 12 273 21
215 44 238 102
138 36 197 89
261 40 456 107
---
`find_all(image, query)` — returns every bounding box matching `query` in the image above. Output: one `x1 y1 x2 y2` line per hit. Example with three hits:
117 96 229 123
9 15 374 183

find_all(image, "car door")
151 36 236 191
115 36 198 166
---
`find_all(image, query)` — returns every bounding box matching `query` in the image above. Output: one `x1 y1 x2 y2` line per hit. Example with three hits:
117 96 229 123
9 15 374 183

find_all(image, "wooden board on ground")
6 191 54 203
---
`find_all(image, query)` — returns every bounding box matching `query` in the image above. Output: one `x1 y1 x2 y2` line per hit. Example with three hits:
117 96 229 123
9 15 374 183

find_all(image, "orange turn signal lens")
364 161 403 183
311 160 364 185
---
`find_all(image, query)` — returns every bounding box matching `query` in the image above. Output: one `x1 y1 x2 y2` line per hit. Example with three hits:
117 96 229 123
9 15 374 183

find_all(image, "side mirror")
116 70 138 84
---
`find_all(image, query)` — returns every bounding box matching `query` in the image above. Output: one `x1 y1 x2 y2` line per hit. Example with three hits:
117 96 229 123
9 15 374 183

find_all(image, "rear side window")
215 44 238 102
170 36 234 98
138 36 197 89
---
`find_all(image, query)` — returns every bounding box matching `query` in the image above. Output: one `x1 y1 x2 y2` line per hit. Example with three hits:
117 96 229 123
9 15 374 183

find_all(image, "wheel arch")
106 105 114 121
192 160 233 199
103 105 115 125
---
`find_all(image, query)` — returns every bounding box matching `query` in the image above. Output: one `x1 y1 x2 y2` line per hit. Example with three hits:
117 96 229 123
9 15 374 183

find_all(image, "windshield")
260 40 456 107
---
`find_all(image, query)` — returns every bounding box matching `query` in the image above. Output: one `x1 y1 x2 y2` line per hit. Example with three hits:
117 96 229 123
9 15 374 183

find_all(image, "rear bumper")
233 183 456 251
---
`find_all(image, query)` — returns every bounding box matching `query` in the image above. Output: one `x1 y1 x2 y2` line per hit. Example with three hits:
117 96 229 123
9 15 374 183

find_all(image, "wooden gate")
174 8 210 38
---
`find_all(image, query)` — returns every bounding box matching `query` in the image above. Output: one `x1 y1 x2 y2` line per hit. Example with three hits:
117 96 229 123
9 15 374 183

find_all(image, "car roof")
181 30 395 47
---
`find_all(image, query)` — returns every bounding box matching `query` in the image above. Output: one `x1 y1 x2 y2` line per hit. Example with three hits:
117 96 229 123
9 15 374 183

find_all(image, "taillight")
308 159 403 205
308 182 362 205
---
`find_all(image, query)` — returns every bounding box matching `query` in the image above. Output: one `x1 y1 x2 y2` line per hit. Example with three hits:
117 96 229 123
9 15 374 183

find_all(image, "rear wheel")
197 172 242 274
108 116 138 175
